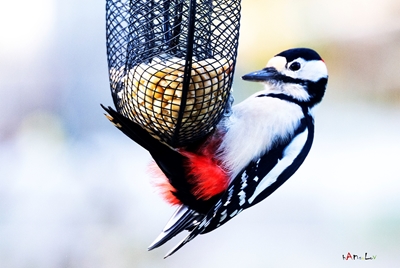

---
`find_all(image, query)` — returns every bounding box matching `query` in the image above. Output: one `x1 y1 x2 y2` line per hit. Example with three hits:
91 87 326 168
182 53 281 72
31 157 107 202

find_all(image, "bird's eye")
289 62 301 71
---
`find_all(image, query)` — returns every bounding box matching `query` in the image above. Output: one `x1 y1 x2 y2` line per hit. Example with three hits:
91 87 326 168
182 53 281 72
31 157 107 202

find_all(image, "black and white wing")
163 109 314 258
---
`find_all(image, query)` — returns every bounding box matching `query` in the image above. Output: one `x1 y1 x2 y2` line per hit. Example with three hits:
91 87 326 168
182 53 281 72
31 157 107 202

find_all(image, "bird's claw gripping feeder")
106 0 241 147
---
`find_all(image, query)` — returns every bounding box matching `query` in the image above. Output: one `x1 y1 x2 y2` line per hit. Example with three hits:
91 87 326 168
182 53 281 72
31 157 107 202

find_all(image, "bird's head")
242 48 328 107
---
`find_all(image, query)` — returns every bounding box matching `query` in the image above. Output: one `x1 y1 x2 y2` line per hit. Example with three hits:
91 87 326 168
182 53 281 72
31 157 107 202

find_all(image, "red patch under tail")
181 151 229 201
183 131 228 201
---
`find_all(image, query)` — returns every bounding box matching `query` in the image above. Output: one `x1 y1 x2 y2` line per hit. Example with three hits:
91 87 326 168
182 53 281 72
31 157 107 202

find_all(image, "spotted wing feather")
163 112 314 257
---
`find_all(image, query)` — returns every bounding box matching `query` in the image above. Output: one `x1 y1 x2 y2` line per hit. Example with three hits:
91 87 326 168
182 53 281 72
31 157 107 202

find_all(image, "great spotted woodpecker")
102 48 328 257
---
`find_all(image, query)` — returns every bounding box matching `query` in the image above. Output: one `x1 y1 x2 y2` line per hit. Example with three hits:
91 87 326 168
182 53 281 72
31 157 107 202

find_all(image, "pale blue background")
1 0 399 267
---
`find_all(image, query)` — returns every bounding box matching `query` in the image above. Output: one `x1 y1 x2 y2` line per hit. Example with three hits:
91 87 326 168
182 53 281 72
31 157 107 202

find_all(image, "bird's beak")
242 67 280 82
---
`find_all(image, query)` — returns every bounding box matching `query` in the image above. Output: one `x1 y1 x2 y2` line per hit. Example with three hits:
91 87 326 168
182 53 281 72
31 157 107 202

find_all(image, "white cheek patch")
299 60 328 82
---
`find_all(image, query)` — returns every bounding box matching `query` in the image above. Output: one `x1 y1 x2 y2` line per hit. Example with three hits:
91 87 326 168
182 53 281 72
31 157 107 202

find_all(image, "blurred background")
1 0 400 267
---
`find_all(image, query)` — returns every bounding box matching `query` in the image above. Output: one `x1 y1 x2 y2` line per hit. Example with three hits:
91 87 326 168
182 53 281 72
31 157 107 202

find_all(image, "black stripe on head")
276 48 323 62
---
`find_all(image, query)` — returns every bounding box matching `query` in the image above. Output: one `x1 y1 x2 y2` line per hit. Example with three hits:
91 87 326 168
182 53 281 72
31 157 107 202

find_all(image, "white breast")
216 90 305 180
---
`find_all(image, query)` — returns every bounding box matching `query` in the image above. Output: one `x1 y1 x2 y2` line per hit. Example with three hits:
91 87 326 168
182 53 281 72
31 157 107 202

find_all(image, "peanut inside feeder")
113 56 233 142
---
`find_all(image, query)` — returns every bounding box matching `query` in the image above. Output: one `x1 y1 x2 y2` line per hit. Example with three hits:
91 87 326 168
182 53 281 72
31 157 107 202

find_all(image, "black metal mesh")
106 0 241 147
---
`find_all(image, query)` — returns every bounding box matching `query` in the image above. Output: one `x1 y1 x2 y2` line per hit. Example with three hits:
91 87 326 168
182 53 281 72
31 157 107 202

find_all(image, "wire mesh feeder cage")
106 0 241 147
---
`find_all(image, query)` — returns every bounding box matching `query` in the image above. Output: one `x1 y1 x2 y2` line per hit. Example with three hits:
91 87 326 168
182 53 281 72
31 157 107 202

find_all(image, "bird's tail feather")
162 217 206 258
148 205 204 251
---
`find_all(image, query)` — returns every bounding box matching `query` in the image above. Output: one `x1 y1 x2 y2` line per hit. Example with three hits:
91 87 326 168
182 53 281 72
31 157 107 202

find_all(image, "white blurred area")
0 0 400 267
